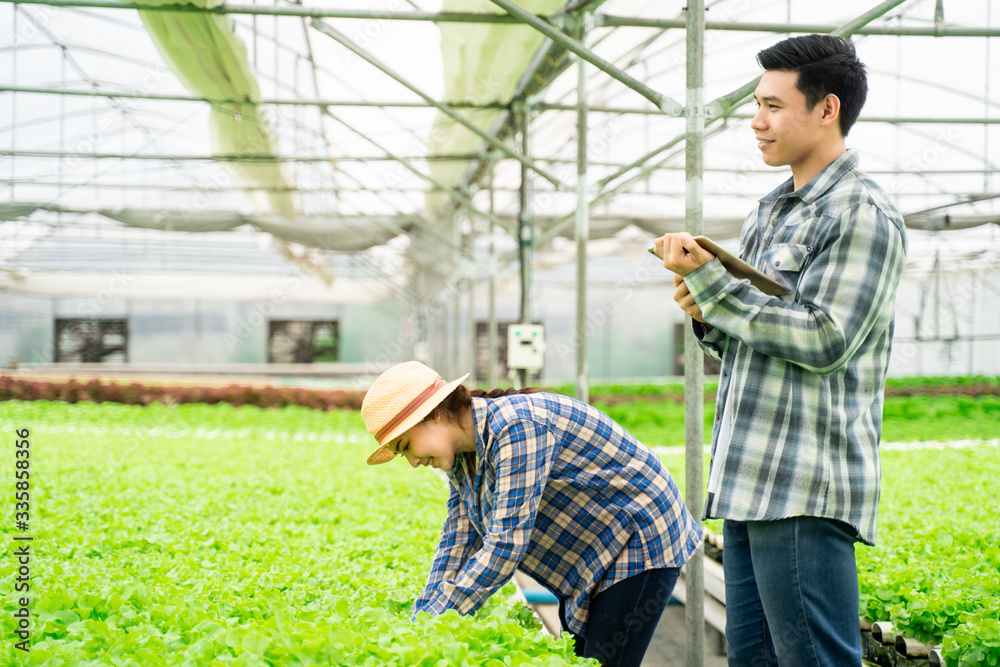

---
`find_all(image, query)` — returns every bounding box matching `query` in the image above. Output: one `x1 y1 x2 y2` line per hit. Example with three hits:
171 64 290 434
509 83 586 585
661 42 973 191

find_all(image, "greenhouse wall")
889 264 1000 377
0 292 406 370
464 276 679 383
2 261 997 379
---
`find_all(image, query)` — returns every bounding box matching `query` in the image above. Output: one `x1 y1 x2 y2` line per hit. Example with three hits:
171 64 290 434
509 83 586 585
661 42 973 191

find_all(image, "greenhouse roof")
2 0 999 301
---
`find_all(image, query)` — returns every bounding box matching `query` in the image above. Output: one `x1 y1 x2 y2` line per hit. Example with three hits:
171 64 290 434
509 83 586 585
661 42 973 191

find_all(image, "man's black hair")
756 34 867 137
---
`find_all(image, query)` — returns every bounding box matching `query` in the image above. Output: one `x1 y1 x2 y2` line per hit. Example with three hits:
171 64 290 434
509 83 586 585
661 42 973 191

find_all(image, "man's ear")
820 93 841 128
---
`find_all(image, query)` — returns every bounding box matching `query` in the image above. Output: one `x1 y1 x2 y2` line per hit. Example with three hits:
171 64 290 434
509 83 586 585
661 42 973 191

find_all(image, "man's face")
751 70 826 171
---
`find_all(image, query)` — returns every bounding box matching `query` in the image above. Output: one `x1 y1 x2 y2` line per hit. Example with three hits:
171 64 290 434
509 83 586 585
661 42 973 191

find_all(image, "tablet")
649 236 789 296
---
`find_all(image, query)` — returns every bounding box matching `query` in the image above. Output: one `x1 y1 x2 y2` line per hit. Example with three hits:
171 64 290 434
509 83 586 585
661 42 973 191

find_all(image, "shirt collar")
758 147 859 205
471 395 489 449
447 396 489 484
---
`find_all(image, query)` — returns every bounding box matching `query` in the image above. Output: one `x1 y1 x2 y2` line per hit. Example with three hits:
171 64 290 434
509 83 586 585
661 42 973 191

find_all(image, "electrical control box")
507 324 545 370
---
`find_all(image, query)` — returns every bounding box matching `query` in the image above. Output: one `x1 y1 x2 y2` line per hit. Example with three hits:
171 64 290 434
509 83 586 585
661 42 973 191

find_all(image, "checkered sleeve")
412 484 481 617
412 420 556 617
692 317 729 361
685 203 906 375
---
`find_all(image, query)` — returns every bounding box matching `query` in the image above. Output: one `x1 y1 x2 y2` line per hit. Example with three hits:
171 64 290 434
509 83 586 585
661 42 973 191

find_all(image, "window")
55 319 129 363
267 320 339 363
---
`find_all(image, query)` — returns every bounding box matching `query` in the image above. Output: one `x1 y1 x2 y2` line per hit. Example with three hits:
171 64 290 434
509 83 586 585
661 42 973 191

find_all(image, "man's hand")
655 232 714 326
674 273 710 327
653 232 716 277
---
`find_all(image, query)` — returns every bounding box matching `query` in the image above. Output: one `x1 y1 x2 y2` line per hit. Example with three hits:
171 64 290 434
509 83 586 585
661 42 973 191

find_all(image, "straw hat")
361 361 470 465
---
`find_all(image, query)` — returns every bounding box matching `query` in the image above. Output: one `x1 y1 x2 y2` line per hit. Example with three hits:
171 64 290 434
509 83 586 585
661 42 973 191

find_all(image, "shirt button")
772 219 778 227
774 260 781 267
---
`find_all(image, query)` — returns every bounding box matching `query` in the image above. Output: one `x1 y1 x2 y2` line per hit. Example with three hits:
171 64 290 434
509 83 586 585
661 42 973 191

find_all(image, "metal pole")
968 278 977 375
684 2 706 666
451 211 461 380
10 6 17 202
451 282 460 380
310 18 567 191
406 274 418 361
10 0 1000 35
527 124 727 250
321 108 515 237
0 148 487 162
6 0 530 22
707 0 910 118
488 157 499 389
517 100 535 388
0 85 510 110
445 0 614 214
486 0 682 116
985 1 993 196
597 132 688 190
587 0 916 197
574 16 590 403
465 218 476 383
595 14 1000 36
415 271 428 366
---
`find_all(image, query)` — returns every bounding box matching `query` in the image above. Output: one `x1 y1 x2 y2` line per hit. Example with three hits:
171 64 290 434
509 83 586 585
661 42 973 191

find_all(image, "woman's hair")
423 384 545 424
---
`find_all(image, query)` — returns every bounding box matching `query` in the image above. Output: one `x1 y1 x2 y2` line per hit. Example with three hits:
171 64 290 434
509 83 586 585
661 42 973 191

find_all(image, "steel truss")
2 5 998 661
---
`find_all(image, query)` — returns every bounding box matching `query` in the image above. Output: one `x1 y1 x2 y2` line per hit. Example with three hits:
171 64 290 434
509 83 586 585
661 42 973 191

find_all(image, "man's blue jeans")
723 517 862 666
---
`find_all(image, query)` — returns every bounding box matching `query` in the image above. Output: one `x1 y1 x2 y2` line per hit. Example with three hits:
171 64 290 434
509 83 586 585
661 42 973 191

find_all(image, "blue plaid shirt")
412 392 702 635
684 148 907 545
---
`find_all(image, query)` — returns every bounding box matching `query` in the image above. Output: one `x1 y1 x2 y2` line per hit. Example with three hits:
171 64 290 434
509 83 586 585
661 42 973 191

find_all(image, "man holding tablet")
654 34 907 666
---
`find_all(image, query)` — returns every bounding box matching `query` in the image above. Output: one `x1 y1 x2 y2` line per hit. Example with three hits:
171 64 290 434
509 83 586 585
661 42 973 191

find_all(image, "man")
655 34 907 666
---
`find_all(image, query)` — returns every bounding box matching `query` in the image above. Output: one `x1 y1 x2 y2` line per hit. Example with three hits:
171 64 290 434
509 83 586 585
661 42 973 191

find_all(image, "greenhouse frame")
1 0 999 665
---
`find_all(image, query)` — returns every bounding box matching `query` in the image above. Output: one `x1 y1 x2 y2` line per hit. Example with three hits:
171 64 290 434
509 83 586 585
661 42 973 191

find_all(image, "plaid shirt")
412 392 702 635
684 148 907 546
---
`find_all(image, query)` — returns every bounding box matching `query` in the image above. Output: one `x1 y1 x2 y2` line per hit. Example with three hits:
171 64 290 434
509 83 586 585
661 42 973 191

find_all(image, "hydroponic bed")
656 436 1000 667
2 392 997 666
0 400 595 666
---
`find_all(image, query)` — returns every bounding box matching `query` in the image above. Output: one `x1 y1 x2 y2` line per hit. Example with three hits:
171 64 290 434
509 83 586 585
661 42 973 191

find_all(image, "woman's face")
388 418 463 472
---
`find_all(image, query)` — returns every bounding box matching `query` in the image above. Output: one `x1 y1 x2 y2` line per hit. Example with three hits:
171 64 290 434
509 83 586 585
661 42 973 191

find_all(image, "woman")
361 360 702 667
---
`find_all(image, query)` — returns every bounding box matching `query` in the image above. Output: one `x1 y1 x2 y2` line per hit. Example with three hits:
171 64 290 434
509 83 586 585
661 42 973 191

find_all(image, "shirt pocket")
762 243 811 294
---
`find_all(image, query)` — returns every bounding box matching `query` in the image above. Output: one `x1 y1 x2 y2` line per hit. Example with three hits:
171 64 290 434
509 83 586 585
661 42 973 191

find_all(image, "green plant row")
549 376 999 403
884 375 1000 390
0 401 595 666
3 375 996 416
592 394 1000 447
1 395 996 665
857 445 1000 666
656 443 1000 666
